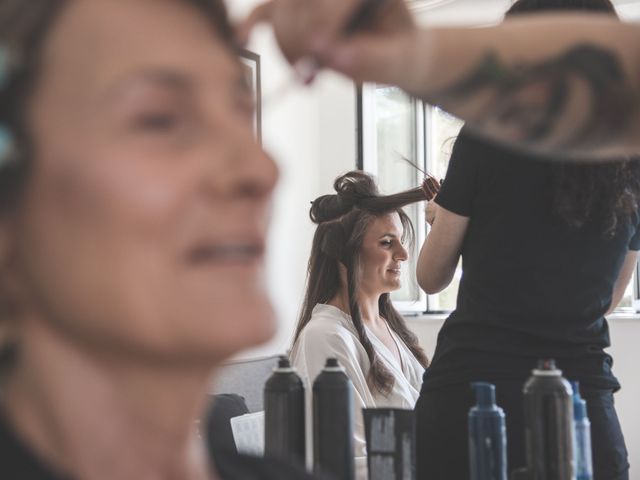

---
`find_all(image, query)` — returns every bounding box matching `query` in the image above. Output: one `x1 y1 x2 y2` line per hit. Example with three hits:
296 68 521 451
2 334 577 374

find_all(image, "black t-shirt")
0 413 319 480
424 128 640 391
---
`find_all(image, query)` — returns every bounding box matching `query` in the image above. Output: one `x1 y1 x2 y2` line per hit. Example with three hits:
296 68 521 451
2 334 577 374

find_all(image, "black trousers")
414 380 629 480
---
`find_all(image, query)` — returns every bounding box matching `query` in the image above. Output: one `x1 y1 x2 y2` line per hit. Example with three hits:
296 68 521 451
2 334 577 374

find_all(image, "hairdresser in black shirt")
413 6 638 480
0 1 318 479
417 127 639 479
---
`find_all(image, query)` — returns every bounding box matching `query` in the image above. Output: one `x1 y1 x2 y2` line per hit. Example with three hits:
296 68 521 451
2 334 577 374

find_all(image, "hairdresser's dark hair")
505 0 640 236
0 0 235 363
294 171 429 395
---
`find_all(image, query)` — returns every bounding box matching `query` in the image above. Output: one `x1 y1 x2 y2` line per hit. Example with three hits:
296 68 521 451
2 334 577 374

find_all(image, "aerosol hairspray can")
523 359 575 480
468 382 508 480
313 357 355 480
264 356 306 466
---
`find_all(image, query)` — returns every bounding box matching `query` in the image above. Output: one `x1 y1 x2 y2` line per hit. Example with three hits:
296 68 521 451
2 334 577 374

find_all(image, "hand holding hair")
421 175 441 201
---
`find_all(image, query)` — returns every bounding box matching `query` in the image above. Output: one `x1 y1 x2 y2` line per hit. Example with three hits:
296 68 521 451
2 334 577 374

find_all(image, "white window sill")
606 312 640 322
405 312 640 323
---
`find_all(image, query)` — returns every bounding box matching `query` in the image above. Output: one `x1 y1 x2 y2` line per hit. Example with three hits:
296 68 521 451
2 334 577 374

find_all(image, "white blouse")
290 303 425 480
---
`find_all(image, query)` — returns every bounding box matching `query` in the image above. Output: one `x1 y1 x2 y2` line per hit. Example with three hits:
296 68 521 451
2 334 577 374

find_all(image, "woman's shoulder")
299 304 357 341
293 304 366 365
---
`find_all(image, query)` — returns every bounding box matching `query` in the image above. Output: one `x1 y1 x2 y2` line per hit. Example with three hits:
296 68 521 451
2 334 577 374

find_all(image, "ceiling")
408 0 640 23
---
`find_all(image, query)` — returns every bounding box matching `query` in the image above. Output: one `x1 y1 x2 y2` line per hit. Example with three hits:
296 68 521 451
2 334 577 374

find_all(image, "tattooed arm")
397 16 640 158
242 3 640 158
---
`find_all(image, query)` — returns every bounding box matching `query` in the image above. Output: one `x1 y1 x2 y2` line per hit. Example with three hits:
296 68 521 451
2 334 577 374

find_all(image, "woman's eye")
380 240 392 247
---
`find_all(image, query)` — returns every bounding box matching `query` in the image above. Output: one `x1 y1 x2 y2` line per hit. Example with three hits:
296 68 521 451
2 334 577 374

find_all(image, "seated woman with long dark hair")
291 171 437 479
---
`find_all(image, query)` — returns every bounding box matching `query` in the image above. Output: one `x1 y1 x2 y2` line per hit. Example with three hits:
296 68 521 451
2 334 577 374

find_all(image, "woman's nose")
202 123 279 200
394 244 408 262
230 143 279 200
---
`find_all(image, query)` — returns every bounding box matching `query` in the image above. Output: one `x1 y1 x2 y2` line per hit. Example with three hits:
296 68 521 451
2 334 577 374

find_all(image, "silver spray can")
523 359 575 480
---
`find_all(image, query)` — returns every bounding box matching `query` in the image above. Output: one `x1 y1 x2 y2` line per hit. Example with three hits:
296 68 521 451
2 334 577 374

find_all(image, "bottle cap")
538 359 556 370
277 355 291 369
571 380 588 421
570 380 579 396
471 382 496 408
326 358 339 368
533 358 562 376
322 357 345 372
273 354 294 372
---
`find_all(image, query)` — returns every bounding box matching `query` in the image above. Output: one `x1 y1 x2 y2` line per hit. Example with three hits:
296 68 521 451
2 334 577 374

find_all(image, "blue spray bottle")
571 381 593 480
469 382 508 480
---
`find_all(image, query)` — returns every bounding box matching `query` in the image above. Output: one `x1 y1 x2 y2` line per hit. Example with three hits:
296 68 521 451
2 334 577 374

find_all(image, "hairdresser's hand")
421 175 440 201
238 0 418 84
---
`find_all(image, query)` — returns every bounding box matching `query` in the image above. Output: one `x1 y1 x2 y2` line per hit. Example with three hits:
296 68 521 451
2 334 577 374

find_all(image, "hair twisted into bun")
310 171 379 223
309 195 346 224
310 170 428 224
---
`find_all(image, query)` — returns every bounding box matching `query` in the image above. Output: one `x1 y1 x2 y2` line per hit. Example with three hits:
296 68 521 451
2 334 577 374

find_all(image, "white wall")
227 0 640 474
608 318 640 477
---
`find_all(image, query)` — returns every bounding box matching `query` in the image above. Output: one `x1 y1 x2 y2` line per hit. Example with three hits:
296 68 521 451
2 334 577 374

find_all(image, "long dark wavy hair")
507 0 640 236
294 171 429 395
0 0 236 366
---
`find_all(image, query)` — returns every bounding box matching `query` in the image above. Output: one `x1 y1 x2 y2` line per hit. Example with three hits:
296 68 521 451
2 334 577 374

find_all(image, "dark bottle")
313 357 354 480
468 382 507 480
523 359 575 480
264 356 306 466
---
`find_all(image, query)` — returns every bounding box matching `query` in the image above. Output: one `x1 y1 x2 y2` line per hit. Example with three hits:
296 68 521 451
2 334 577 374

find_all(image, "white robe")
290 303 425 480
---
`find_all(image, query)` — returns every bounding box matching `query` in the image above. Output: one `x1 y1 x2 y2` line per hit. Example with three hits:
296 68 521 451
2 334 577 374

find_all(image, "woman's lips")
186 240 265 266
388 268 402 275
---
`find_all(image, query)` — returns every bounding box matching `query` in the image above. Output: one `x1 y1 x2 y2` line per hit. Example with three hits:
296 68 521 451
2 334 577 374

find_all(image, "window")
359 84 426 312
422 106 464 312
359 84 463 313
359 84 640 315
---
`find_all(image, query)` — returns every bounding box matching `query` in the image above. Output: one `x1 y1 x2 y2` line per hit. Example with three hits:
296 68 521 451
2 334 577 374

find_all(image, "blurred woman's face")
359 212 408 297
8 0 278 363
